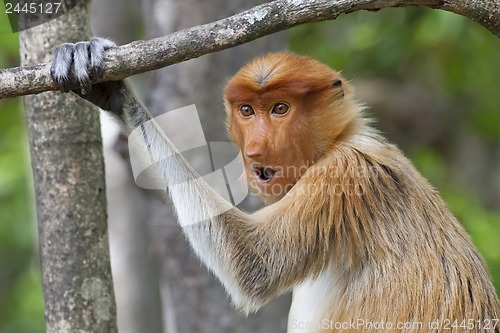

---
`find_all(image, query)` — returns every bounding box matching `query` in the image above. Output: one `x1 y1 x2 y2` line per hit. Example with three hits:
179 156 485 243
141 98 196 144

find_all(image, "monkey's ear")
332 79 344 98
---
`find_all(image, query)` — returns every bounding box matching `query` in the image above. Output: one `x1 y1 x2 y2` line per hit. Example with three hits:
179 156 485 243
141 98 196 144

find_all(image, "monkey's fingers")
50 43 75 93
89 37 116 78
73 42 92 95
50 37 116 95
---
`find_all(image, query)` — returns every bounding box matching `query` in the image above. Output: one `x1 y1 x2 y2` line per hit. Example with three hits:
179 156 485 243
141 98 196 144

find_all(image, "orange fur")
225 53 359 204
221 52 500 332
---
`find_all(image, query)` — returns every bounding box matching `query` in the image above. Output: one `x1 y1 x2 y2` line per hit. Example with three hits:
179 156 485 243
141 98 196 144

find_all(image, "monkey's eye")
239 105 255 118
271 103 290 115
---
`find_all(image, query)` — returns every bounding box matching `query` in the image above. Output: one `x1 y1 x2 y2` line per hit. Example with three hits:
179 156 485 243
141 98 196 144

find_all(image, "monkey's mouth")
252 166 277 183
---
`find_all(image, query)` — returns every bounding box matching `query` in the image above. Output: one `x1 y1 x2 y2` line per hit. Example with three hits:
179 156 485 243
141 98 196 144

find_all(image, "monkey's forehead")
224 52 343 104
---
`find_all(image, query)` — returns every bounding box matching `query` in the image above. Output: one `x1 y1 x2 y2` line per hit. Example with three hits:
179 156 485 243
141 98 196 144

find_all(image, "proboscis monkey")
50 38 500 333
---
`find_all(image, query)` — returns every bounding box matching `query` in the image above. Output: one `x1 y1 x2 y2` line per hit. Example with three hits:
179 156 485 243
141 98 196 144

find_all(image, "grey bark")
142 0 289 332
90 0 165 332
20 0 117 332
102 132 164 333
3 0 500 99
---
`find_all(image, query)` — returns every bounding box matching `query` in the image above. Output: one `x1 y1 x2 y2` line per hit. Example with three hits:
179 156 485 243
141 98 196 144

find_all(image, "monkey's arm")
50 39 332 313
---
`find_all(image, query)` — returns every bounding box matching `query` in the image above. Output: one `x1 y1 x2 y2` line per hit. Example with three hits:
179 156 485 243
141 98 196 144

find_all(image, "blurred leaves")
0 11 43 333
291 8 500 140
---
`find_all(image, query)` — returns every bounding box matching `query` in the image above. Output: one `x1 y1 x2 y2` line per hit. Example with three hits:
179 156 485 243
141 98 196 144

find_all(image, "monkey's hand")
50 37 127 113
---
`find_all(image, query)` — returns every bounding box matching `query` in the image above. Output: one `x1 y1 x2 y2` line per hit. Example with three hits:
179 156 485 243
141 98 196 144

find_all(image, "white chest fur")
288 267 341 333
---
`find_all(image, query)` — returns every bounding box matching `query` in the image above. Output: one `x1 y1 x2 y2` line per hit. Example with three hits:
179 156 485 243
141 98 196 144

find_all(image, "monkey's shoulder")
298 131 444 214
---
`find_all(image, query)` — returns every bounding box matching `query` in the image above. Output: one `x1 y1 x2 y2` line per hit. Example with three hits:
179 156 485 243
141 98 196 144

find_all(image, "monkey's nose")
244 143 267 159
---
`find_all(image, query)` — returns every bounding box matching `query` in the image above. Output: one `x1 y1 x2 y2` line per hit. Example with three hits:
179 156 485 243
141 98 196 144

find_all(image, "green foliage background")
0 10 44 333
0 6 499 333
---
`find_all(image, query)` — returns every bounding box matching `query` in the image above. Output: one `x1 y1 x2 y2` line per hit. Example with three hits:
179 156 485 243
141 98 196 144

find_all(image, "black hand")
51 37 115 93
50 37 125 112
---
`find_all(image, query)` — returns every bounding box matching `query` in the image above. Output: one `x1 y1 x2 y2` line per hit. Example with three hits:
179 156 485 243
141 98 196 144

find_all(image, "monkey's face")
224 52 351 204
227 96 317 204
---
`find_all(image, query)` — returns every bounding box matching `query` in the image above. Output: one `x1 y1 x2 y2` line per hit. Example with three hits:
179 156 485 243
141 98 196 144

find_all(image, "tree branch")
1 0 499 99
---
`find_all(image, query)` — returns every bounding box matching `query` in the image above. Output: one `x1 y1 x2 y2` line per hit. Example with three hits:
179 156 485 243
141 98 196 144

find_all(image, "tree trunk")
142 1 290 332
90 0 165 332
20 1 117 332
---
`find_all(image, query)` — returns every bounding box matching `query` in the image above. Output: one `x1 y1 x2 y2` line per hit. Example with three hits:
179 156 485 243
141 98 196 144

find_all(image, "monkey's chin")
247 174 297 205
252 183 289 205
